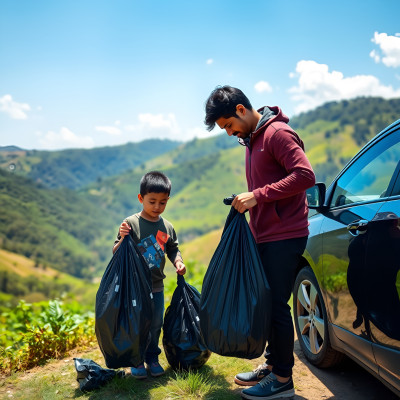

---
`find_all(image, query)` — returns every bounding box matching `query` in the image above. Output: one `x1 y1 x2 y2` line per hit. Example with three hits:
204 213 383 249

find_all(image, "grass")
0 345 258 399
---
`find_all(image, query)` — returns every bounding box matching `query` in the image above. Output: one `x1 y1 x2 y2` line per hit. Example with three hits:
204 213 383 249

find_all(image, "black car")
293 119 400 396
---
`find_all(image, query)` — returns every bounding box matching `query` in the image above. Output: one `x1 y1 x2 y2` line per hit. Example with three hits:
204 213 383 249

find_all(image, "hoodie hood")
250 106 289 145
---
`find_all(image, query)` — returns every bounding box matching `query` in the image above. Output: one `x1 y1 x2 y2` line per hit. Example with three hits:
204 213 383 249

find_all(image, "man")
204 85 315 399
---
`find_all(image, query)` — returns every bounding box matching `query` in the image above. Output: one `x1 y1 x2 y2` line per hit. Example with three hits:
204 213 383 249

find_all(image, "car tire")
293 266 343 368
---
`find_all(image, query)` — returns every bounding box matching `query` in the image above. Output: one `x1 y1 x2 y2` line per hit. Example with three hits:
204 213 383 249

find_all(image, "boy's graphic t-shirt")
137 232 169 270
114 213 182 292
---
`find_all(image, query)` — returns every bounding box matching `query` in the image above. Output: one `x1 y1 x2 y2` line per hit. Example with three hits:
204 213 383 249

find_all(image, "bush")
0 299 96 375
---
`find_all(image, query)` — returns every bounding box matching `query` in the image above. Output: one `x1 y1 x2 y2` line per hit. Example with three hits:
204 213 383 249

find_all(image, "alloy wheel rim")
296 279 325 354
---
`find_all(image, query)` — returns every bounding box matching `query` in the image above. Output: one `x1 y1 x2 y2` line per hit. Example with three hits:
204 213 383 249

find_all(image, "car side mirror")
306 183 326 211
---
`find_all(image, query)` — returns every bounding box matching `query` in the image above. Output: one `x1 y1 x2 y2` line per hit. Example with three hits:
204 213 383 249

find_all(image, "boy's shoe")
234 363 271 386
130 363 147 379
148 361 165 377
241 373 295 399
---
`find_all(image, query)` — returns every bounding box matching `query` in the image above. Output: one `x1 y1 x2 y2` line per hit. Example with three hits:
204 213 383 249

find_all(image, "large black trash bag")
199 202 271 359
73 358 125 391
163 274 211 370
95 235 153 368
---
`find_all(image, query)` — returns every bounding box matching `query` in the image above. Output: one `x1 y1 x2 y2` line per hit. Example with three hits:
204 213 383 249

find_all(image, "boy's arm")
112 221 131 254
166 228 186 275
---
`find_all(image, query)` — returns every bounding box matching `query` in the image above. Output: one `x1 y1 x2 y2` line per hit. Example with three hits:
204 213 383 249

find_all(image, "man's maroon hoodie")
245 106 315 243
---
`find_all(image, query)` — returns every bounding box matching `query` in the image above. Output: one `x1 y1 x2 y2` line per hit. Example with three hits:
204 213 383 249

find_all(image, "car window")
331 129 400 207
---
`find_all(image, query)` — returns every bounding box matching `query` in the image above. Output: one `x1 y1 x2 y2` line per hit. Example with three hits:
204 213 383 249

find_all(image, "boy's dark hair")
140 171 171 196
204 85 253 131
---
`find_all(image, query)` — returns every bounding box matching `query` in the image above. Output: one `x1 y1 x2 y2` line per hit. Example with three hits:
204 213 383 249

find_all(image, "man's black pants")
257 236 308 378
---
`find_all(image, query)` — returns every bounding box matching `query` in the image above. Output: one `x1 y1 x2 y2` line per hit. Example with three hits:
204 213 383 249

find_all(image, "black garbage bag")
73 358 125 391
95 235 153 368
199 201 271 359
163 274 211 370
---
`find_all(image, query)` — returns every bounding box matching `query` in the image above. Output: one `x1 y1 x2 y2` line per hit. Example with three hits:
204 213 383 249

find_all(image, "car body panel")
302 119 400 396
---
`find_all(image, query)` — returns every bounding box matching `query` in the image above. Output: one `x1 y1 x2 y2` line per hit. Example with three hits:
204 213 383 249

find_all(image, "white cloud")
289 60 400 114
254 81 272 93
125 113 182 140
371 32 400 68
37 127 95 149
206 58 214 65
95 125 121 135
369 49 380 63
0 94 31 119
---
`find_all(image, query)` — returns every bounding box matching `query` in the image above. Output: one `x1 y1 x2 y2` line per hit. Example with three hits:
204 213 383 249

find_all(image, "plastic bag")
199 202 271 359
163 274 211 370
73 358 125 391
95 235 153 368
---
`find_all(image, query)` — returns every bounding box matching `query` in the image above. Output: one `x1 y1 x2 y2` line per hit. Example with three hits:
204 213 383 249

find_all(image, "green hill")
0 248 97 311
84 144 247 241
291 96 400 184
0 168 118 278
0 133 241 284
1 96 399 288
0 139 181 189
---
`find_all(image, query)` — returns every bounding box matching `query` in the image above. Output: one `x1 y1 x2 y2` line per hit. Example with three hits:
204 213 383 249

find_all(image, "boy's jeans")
145 290 164 364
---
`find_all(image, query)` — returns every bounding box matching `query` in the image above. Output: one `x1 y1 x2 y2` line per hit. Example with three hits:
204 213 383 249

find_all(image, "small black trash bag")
95 235 153 368
163 274 211 370
73 358 125 391
199 204 271 359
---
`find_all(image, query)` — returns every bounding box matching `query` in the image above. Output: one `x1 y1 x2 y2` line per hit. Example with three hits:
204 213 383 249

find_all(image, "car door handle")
347 219 369 236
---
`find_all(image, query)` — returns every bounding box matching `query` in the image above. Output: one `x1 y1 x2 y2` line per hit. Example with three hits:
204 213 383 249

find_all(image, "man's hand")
175 260 186 275
232 192 257 213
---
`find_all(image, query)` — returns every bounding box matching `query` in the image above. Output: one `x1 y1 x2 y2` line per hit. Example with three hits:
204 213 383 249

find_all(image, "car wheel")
293 266 343 368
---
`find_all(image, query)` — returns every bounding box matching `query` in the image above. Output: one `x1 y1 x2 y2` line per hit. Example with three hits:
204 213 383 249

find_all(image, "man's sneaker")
241 373 295 399
234 363 271 386
148 361 165 377
130 363 147 379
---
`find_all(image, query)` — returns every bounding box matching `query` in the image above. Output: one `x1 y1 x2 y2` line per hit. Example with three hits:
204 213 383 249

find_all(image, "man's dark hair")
204 85 253 131
140 171 171 196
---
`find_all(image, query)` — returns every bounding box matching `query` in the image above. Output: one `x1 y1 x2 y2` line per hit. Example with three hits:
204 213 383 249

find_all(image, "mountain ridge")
1 96 400 284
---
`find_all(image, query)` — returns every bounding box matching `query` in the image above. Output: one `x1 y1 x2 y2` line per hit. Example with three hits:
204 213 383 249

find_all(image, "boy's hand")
175 261 186 275
119 222 131 237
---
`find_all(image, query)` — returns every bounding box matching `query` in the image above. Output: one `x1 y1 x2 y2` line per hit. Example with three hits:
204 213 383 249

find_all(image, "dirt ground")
250 339 399 400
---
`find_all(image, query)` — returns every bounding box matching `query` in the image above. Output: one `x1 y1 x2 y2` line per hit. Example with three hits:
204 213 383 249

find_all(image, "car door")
367 188 400 390
320 125 400 371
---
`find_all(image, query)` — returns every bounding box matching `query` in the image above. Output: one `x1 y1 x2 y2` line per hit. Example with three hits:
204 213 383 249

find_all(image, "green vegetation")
0 254 256 399
1 96 400 398
1 97 399 284
0 139 181 189
0 299 95 375
83 144 247 242
0 249 98 311
0 169 118 278
0 255 282 400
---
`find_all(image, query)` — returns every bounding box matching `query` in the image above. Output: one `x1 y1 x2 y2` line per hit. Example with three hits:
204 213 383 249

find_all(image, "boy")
113 171 186 379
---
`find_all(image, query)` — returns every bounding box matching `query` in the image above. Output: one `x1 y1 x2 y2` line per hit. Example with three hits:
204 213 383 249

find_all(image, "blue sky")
1 0 400 150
